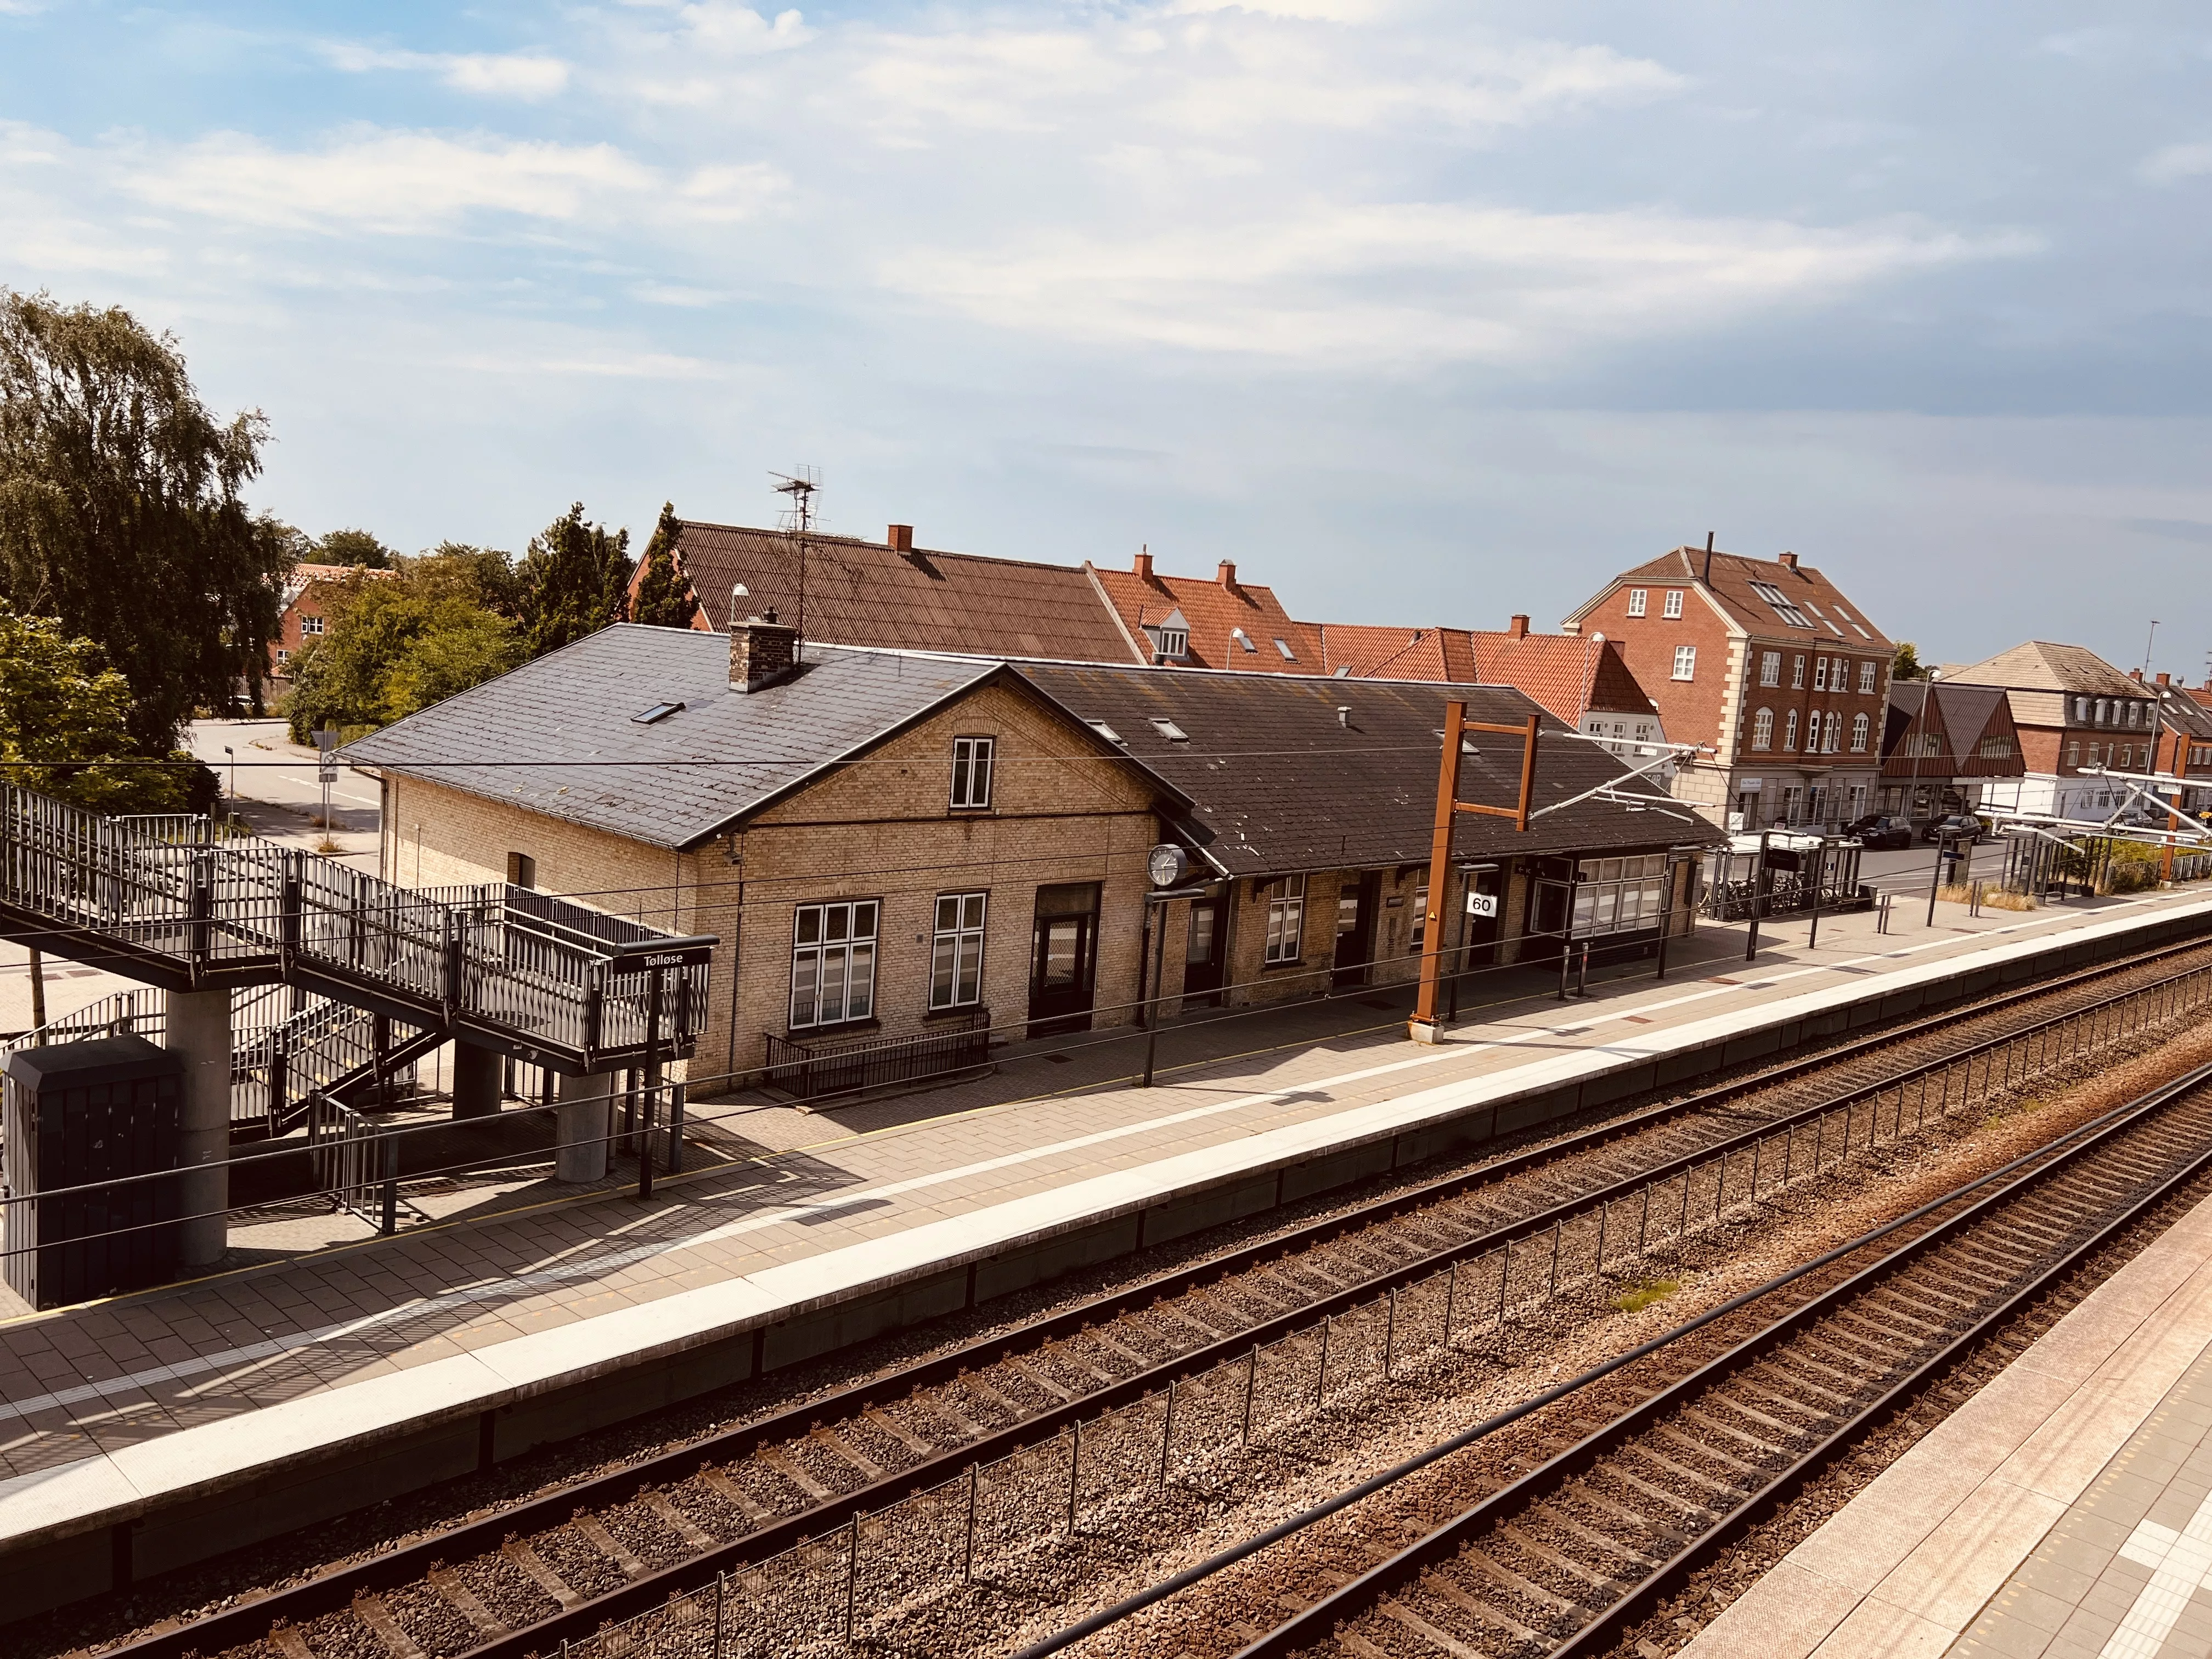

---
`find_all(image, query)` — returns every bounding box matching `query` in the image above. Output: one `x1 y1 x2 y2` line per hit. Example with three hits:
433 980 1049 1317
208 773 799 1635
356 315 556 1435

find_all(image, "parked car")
1843 814 1914 850
1922 813 1986 844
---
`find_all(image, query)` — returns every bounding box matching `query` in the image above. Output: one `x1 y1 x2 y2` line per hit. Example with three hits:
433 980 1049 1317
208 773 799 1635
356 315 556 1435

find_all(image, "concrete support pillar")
554 1070 613 1183
451 1039 503 1121
166 987 232 1268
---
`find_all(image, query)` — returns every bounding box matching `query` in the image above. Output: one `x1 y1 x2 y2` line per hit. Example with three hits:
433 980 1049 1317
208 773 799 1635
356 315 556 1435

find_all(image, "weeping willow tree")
0 290 290 747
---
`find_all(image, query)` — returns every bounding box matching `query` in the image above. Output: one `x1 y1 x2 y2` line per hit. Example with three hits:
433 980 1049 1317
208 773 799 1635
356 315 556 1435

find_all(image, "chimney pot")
1778 551 1799 569
2131 667 2145 681
1217 560 1237 589
1133 549 1154 581
730 614 800 693
1508 614 1530 640
887 524 913 552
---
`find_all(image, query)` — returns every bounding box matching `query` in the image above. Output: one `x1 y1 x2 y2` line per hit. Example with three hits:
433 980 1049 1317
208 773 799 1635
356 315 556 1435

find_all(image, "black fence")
763 1009 992 1105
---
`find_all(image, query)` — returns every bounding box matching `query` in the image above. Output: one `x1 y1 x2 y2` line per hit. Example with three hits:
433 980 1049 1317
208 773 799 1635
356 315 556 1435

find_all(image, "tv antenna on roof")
771 465 819 655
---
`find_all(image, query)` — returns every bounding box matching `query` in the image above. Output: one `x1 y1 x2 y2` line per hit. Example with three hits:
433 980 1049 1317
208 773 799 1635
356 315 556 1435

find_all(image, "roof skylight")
1273 638 1296 660
1088 720 1125 744
1151 718 1189 742
1745 580 1813 629
631 701 686 725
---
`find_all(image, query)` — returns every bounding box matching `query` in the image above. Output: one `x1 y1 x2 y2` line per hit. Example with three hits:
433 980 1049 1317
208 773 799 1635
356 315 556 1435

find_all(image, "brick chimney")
1507 614 1530 639
730 613 799 693
1778 551 1799 570
1133 548 1153 581
887 524 913 552
1217 560 1238 590
2157 672 2172 686
2131 668 2145 682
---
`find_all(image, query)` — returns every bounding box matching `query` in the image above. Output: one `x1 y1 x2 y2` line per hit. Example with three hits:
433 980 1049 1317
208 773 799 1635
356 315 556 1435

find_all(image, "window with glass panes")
1571 855 1669 938
1263 874 1306 963
950 736 994 809
930 893 986 1009
790 900 878 1028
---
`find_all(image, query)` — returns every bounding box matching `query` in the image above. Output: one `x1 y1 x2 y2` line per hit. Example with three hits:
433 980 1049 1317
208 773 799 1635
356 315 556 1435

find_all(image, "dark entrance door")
1331 872 1380 989
1182 897 1225 1004
1461 862 1505 968
1527 856 1575 963
1029 883 1101 1037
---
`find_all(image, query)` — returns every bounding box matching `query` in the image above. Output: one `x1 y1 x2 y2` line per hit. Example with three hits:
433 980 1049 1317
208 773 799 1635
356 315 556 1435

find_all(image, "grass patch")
1936 884 2036 911
1611 1278 1679 1314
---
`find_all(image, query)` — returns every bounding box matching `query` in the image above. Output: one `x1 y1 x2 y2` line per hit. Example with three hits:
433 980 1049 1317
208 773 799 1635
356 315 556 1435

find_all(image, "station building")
347 620 1720 1099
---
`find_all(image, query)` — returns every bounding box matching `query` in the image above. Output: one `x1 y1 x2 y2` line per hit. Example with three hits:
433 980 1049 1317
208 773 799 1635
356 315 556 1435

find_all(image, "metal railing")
0 782 715 1069
763 1009 992 1105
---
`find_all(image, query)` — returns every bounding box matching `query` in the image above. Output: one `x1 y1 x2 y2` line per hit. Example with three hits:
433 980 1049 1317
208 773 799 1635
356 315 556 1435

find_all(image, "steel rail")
84 932 2212 1659
1233 1059 2212 1659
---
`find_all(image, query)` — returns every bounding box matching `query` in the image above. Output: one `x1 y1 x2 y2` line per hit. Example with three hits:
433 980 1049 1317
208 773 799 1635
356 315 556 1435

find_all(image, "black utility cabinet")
2 1034 184 1308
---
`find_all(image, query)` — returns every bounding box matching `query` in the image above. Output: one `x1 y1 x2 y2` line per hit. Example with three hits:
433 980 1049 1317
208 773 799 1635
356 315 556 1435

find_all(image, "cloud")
886 204 2036 365
675 4 811 53
2128 517 2212 545
120 128 784 235
2140 142 2212 184
323 43 572 99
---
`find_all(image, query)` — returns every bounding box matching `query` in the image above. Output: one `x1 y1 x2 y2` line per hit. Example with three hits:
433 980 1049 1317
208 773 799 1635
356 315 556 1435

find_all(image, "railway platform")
4 884 2211 1618
1681 1161 2212 1659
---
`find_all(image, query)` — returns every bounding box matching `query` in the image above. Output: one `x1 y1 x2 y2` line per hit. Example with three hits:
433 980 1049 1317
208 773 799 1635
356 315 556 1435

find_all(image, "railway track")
67 935 2212 1659
1225 1061 2212 1659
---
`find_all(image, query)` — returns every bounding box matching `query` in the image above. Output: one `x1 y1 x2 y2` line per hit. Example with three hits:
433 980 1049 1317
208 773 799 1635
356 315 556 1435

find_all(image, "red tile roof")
1316 621 1656 725
1086 555 1328 674
660 521 1143 663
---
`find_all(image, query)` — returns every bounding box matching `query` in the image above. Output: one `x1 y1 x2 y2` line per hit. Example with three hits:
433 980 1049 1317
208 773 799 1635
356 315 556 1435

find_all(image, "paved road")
187 718 380 822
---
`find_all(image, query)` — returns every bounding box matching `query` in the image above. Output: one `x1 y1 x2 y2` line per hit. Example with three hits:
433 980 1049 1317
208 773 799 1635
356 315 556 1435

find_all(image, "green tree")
0 606 211 814
285 582 523 741
314 527 396 569
405 541 523 618
629 502 698 629
0 290 289 747
1892 641 1926 682
520 503 631 659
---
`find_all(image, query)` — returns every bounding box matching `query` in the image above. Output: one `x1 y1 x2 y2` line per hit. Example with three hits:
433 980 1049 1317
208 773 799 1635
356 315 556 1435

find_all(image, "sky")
2 2 2208 678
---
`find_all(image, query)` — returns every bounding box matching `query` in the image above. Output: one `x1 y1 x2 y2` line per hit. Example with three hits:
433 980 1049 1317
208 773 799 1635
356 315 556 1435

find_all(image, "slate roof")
1568 548 1893 649
343 627 1150 851
1013 662 1720 876
664 520 1143 664
346 628 1718 869
1087 559 1328 674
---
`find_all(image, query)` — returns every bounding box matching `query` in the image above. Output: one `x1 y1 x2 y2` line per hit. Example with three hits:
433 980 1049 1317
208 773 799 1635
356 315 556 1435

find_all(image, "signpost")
315 727 338 840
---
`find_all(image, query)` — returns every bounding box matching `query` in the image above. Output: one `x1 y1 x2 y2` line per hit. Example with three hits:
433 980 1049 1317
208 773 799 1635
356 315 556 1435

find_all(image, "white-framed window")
929 892 987 1010
1751 708 1774 750
275 648 291 665
2095 699 2108 724
1813 658 1829 691
1671 644 1696 680
1662 589 1684 619
950 736 994 809
1571 854 1669 938
1627 588 1647 617
1791 655 1806 689
1154 626 1188 660
1825 711 1843 752
2120 744 2134 769
2067 741 2080 768
791 900 878 1029
1409 885 1428 954
1858 660 1876 694
300 615 325 636
1851 713 1870 752
1759 651 1781 687
1263 874 1306 964
1784 709 1799 751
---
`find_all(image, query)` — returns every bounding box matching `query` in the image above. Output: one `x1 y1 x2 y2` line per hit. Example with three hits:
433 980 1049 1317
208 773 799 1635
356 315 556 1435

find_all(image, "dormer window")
1156 627 1188 660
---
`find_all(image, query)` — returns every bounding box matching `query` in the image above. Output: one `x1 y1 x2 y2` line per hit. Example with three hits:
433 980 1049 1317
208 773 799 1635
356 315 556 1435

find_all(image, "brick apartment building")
1561 546 1895 832
348 620 1717 1098
1946 642 2181 823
